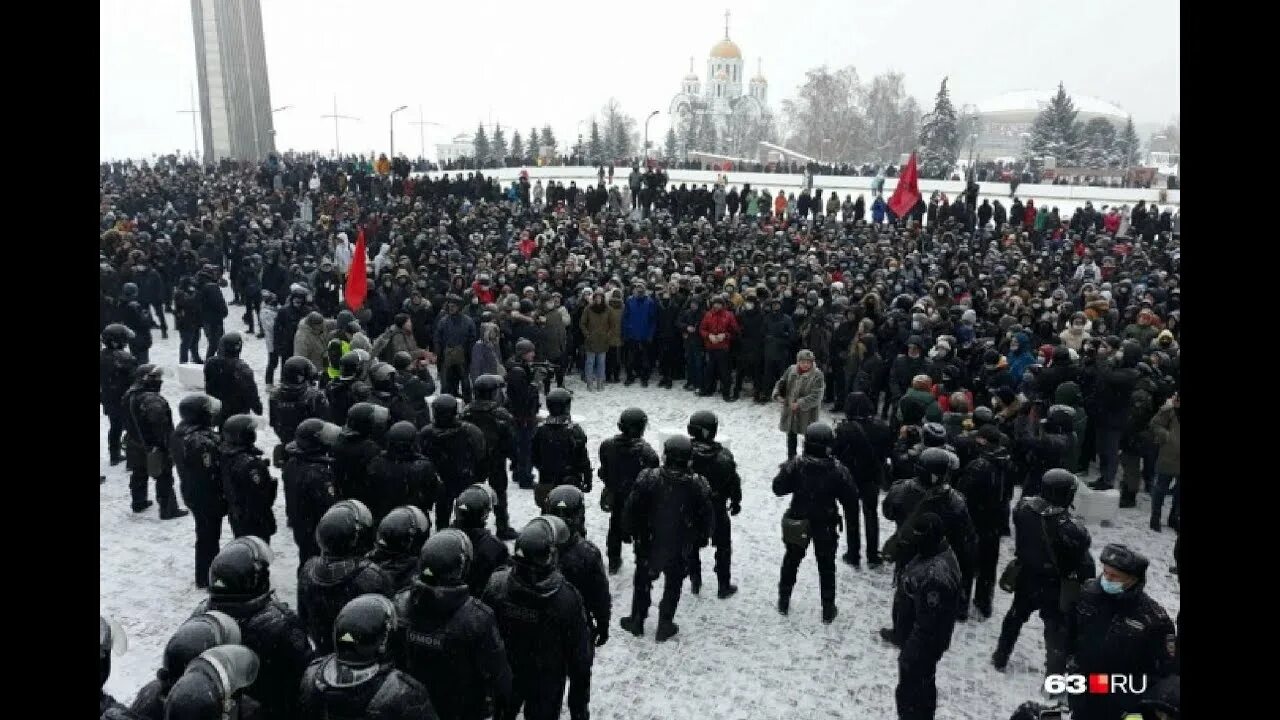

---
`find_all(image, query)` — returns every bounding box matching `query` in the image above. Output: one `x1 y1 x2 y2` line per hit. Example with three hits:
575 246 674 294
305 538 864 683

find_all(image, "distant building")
191 0 276 162
435 134 476 165
971 89 1129 162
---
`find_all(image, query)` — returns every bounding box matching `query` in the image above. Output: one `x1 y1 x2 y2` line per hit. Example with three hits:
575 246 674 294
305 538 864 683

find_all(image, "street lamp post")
389 105 408 159
644 110 659 166
321 96 360 157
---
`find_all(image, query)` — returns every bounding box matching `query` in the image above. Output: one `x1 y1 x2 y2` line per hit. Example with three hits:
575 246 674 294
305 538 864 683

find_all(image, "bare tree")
780 65 867 162
599 98 637 163
864 72 921 163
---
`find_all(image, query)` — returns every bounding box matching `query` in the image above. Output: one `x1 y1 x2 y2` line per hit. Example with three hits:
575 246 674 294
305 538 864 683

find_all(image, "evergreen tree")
664 127 677 160
1025 82 1083 166
528 126 540 163
473 123 490 168
705 123 718 156
540 125 557 157
613 120 632 159
588 120 603 163
510 131 524 167
681 116 699 159
1079 117 1118 168
1115 116 1141 167
917 77 960 179
491 124 508 167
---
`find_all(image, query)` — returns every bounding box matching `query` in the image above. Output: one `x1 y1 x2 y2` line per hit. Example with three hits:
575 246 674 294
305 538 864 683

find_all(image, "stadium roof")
975 90 1128 119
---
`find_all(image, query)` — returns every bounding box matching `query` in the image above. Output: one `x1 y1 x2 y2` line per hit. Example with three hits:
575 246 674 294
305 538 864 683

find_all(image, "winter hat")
305 312 324 328
995 387 1017 406
961 309 977 324
796 349 815 362
910 512 947 556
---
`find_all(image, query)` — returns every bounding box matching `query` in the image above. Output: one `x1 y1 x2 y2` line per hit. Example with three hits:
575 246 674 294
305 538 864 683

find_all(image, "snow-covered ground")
100 296 1180 719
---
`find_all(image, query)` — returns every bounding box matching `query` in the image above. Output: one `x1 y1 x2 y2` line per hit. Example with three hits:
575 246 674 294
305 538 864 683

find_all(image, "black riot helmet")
100 616 127 688
161 611 241 687
921 422 948 447
453 484 495 529
418 528 474 586
218 332 244 358
473 374 505 402
163 645 260 720
292 418 340 453
514 338 536 357
546 388 573 417
315 499 376 557
1040 468 1078 508
333 594 398 668
369 362 398 393
375 505 431 557
385 420 418 453
391 351 414 374
687 410 719 442
101 323 135 349
207 536 273 599
972 406 996 427
1043 405 1076 433
431 394 460 427
221 414 257 446
916 447 958 486
544 485 586 538
514 515 570 571
663 434 693 468
346 402 390 437
803 422 835 457
122 282 139 300
618 407 648 437
282 356 318 385
339 350 364 378
135 363 164 391
178 394 222 427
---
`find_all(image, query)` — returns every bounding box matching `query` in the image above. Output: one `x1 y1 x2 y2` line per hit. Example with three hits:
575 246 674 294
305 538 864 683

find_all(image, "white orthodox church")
669 12 774 157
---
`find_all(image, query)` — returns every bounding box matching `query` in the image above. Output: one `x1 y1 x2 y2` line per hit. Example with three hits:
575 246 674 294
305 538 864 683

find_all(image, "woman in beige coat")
773 349 826 458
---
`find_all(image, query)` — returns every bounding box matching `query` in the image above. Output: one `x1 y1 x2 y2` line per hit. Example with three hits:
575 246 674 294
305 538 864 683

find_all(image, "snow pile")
101 300 1180 719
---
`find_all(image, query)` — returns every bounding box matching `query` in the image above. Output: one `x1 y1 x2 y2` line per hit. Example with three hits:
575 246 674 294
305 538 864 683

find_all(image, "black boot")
159 497 190 520
640 378 649 388
822 605 838 624
842 552 861 568
659 378 672 389
1088 479 1112 491
619 616 645 637
132 500 154 513
109 452 123 467
160 328 169 340
1149 517 1161 532
495 505 518 540
717 580 738 599
689 575 702 595
992 649 1010 671
877 628 900 646
655 620 680 642
608 557 622 575
1118 491 1137 508
777 587 792 615
866 554 883 569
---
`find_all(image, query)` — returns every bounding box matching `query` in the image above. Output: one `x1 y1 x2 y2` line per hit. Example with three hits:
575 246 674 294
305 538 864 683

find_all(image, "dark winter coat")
772 454 858 529
578 303 614 354
622 294 659 342
504 362 540 419
882 480 977 568
297 554 393 654
690 440 741 509
419 421 487 496
282 446 338 559
171 422 225 517
297 659 438 720
598 434 660 510
462 527 511 598
119 300 154 354
333 430 384 505
889 353 927 398
269 383 329 446
531 416 591 488
366 448 439 526
558 534 611 635
892 542 963 663
199 280 229 325
100 348 138 410
953 443 1008 536
220 442 276 539
624 466 714 572
326 378 372 427
204 356 263 418
460 401 517 475
1011 496 1093 582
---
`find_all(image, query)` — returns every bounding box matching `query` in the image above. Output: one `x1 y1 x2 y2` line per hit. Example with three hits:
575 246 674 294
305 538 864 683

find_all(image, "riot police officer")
1014 404 1075 497
129 610 244 719
123 364 189 518
419 395 486 529
334 402 390 508
394 350 436 429
101 323 138 466
366 420 440 526
297 500 393 654
505 338 541 489
952 425 1010 619
686 410 742 598
620 436 714 641
368 505 432 592
452 484 511 596
369 361 417 427
204 333 263 420
326 350 373 426
171 394 224 586
267 356 329 467
101 616 144 719
283 418 341 564
297 594 436 719
193 537 312 717
544 485 612 647
461 374 519 540
598 407 660 574
161 645 263 719
834 392 893 568
118 281 155 364
531 388 592 509
393 529 513 720
482 516 595 720
893 512 964 720
220 414 276 541
773 422 859 623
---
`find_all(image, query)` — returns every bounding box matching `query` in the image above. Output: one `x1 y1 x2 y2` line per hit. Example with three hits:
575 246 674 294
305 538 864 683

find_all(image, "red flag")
888 152 922 219
344 227 368 311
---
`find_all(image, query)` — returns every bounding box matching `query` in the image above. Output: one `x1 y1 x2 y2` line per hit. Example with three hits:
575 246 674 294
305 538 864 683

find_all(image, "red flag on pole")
344 227 368 311
888 152 922 219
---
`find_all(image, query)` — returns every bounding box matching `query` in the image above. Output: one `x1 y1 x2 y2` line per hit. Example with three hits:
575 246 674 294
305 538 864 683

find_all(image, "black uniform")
892 519 964 720
623 466 714 629
123 379 180 512
205 354 263 420
191 594 312 718
952 438 1009 617
832 406 892 565
171 421 224 586
366 448 439 528
773 454 859 612
687 439 742 592
119 299 155 363
269 383 329 449
399 368 436 429
419 421 486 529
100 347 137 464
298 655 438 720
461 526 511 597
557 533 611 645
597 434 660 569
531 416 592 504
761 307 795 397
394 581 513 720
505 361 540 488
482 566 594 720
733 303 765 399
460 400 518 533
283 444 339 565
327 377 373 427
883 476 978 622
333 428 384 509
219 437 276 541
1014 421 1072 497
297 555 393 655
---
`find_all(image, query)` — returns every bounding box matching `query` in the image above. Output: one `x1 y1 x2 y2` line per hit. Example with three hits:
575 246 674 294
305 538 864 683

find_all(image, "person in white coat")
308 172 321 191
333 233 354 280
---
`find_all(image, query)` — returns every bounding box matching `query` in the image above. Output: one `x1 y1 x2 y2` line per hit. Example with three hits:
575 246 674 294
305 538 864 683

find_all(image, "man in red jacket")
699 294 740 401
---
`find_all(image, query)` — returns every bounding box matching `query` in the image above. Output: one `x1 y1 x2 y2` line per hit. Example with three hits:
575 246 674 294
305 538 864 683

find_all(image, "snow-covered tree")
865 72 921 163
540 125 557 157
1025 82 1083 166
1079 116 1118 167
917 77 960 179
588 120 602 163
664 127 677 160
510 131 524 167
599 98 636 162
1116 116 1141 167
491 124 508 167
473 124 490 168
680 114 699 159
780 64 866 162
527 126 540 163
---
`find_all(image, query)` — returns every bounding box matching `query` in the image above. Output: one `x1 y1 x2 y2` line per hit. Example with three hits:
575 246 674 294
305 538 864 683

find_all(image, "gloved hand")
593 624 609 647
600 492 612 513
581 478 593 494
729 501 741 516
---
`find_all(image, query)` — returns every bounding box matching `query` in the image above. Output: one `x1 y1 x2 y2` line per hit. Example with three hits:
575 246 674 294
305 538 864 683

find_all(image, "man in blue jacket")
622 282 659 387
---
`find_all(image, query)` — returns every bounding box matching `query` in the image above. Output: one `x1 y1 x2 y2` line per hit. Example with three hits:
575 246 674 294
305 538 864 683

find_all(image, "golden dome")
710 39 742 59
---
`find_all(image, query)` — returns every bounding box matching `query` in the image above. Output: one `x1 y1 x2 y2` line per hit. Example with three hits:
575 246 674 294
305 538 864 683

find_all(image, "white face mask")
745 303 755 310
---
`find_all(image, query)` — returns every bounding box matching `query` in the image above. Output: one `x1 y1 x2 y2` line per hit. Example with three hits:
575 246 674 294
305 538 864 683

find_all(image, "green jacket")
898 387 942 426
1149 403 1180 475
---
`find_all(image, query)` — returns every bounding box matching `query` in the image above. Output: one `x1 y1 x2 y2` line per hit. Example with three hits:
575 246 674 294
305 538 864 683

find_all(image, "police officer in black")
834 391 893 568
101 616 144 719
160 645 264 719
1014 404 1075 497
368 505 432 593
394 350 436 429
505 339 541 489
597 407 660 574
327 351 373 426
893 512 964 720
366 420 440 527
334 402 390 508
461 374 519 540
129 610 243 719
193 537 313 718
268 356 329 468
773 422 859 623
993 469 1094 677
544 485 612 647
952 424 1009 619
393 529 513 720
419 395 487 529
531 388 592 509
1065 544 1177 720
197 264 229 353
220 414 276 541
298 500 393 654
482 516 595 720
370 361 417 427
620 435 714 641
283 418 341 565
101 323 138 467
450 484 512 597
123 364 189 518
686 410 742 599
204 332 263 422
119 282 155 364
297 594 437 720
171 394 224 587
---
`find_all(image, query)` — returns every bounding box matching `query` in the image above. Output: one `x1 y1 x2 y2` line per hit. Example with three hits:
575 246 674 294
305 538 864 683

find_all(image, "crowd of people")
100 153 1181 720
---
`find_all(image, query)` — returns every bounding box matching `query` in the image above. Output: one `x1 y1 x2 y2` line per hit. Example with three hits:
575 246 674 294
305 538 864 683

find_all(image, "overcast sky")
100 0 1179 161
